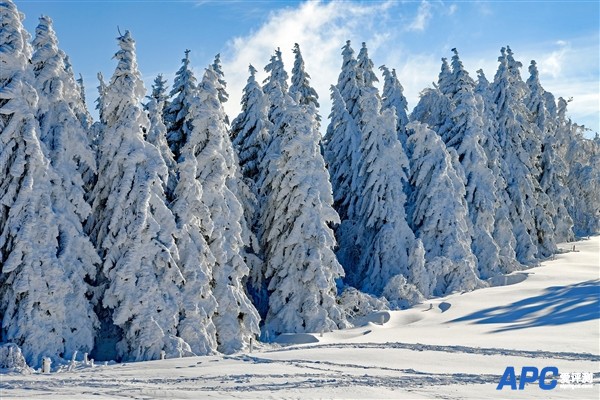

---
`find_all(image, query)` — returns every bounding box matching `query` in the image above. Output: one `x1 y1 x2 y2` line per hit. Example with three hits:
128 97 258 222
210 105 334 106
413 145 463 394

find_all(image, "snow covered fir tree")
1 0 599 369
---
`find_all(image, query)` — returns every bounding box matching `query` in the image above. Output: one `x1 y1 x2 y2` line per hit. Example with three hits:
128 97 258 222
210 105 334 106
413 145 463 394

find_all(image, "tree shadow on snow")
449 280 600 332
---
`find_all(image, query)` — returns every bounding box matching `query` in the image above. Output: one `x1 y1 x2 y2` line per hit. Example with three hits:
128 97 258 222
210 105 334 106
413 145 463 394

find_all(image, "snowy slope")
1 236 598 399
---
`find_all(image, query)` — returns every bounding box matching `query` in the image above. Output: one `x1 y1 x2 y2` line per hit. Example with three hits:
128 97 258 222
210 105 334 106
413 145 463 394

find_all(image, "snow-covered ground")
1 236 598 399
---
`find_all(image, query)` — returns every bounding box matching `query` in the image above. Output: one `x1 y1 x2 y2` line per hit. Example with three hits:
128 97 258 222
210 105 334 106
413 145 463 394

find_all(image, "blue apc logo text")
496 366 559 390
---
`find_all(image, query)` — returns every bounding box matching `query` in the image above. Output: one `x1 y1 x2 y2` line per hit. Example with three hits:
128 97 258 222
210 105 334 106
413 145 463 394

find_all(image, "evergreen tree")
336 40 361 120
380 65 409 146
230 65 271 318
354 88 428 300
74 73 93 130
231 65 271 182
406 122 480 296
562 99 600 236
146 97 177 199
411 85 453 136
323 86 363 287
437 57 453 96
475 69 519 273
86 31 185 362
492 47 555 262
263 47 288 93
31 15 96 219
170 100 218 356
290 43 319 111
326 41 365 288
442 49 503 278
0 1 98 367
188 65 260 353
164 49 197 158
95 72 108 125
356 42 378 88
263 48 289 122
526 61 574 243
212 53 229 105
148 73 169 107
324 86 360 222
260 85 347 337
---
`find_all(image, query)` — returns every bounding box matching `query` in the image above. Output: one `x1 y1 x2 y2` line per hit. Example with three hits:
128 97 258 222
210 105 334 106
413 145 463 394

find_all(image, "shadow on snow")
449 280 600 332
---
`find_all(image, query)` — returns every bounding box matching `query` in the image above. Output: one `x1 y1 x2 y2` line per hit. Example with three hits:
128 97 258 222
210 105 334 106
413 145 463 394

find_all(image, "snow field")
1 236 597 399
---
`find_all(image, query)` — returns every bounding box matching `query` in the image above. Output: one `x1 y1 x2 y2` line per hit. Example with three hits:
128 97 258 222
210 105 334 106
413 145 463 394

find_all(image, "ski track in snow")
0 362 501 395
269 341 600 362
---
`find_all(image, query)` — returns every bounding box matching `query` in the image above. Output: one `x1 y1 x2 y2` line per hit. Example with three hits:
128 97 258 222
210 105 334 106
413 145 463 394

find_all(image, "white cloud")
406 1 433 32
221 0 394 130
539 40 569 79
219 1 598 136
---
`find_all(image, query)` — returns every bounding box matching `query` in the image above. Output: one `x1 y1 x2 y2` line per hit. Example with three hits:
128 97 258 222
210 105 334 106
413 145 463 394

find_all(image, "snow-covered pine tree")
169 97 219 356
30 13 102 341
211 53 230 125
148 74 169 106
60 54 92 131
187 65 260 353
493 47 555 262
74 73 93 130
442 49 503 279
289 43 319 115
31 15 97 220
146 97 177 199
324 86 360 222
336 40 362 120
95 72 108 125
406 122 481 296
263 47 289 124
86 71 108 195
231 65 271 183
526 61 574 243
411 85 453 136
474 69 519 273
212 53 229 105
437 57 453 96
354 88 428 301
230 64 271 318
164 49 197 159
0 0 98 367
562 99 600 236
356 42 378 89
380 65 410 146
260 83 347 338
86 31 186 362
325 41 366 287
323 86 363 286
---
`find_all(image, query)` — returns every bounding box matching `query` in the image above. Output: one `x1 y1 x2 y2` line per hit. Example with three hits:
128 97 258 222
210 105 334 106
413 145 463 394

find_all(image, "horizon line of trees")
1 0 598 369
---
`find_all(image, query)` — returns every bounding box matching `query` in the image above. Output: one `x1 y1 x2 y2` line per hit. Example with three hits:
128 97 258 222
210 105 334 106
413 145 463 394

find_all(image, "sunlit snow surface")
1 237 598 399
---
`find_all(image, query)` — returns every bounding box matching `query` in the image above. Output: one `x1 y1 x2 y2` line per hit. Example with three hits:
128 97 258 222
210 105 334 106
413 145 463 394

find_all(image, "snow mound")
0 343 33 374
274 333 320 345
487 272 529 287
353 311 391 327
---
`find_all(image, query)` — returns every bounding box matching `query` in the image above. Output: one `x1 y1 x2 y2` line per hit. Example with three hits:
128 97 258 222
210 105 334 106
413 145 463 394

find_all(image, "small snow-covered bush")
338 287 389 322
382 275 425 309
0 343 33 374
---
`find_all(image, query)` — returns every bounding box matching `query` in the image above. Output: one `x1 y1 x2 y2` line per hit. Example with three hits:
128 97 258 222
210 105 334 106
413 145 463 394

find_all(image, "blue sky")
16 0 599 135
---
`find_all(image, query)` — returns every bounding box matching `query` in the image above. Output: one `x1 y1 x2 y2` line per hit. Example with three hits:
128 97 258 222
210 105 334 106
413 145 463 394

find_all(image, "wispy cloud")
221 0 394 128
406 1 433 32
218 1 597 136
540 40 570 79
